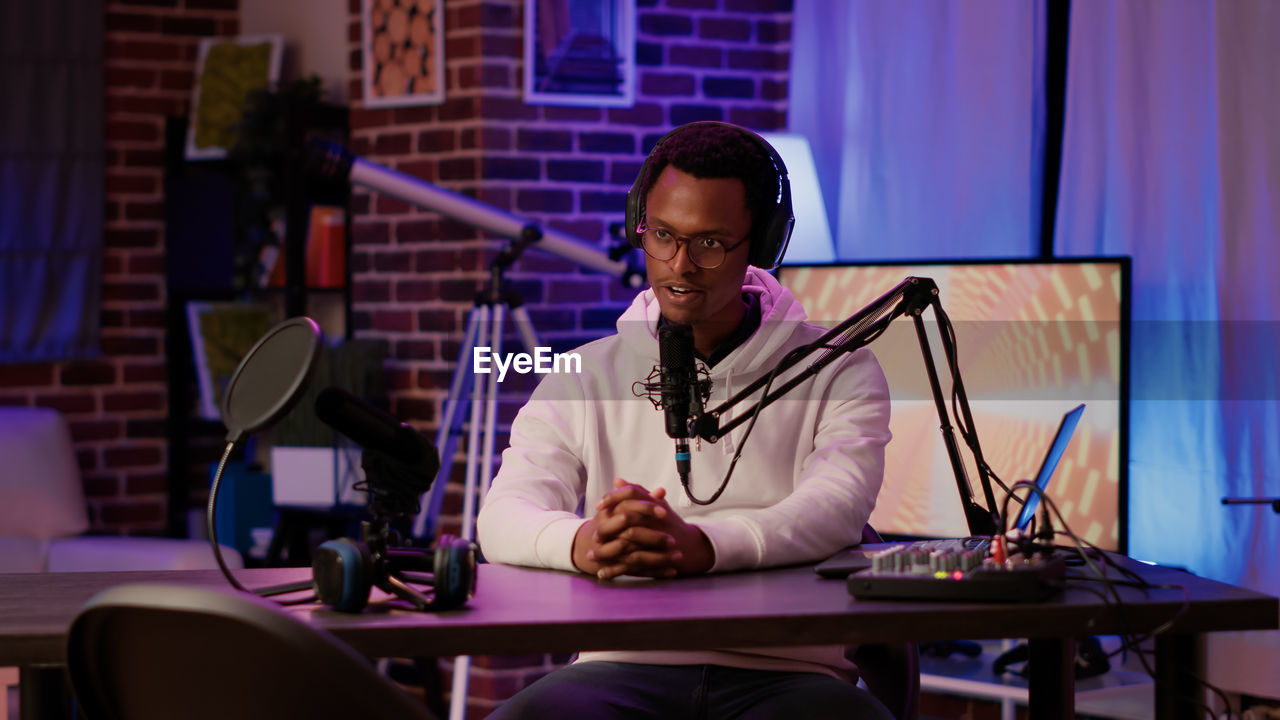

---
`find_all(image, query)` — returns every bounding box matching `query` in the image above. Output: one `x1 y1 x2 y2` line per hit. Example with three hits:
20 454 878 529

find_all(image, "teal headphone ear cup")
312 537 375 613
430 534 477 610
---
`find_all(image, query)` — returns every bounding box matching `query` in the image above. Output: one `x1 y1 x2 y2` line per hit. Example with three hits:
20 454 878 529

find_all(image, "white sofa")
0 406 242 573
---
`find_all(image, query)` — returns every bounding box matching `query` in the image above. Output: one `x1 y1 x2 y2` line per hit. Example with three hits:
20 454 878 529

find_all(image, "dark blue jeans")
486 662 895 719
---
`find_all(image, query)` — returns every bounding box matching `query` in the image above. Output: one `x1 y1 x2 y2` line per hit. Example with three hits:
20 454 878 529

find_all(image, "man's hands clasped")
572 478 714 580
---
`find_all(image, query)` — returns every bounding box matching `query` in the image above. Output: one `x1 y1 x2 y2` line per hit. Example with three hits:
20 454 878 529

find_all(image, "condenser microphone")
314 386 437 468
658 324 698 483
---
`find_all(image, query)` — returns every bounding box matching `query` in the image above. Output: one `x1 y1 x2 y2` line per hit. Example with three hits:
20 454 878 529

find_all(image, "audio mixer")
844 539 1068 602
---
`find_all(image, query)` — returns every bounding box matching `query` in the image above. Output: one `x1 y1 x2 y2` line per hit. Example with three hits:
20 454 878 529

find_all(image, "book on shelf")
306 204 346 288
256 204 345 289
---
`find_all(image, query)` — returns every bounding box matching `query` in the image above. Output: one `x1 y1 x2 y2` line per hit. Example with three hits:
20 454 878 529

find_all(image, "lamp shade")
760 132 835 264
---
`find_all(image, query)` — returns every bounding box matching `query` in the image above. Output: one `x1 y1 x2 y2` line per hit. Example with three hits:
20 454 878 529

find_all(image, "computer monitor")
775 259 1129 552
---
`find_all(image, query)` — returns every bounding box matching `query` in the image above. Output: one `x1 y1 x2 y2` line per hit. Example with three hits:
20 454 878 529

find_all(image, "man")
477 122 893 719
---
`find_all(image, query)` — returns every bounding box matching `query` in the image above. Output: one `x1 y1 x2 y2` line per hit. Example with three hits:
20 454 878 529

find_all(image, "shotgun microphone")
314 386 437 469
314 386 439 520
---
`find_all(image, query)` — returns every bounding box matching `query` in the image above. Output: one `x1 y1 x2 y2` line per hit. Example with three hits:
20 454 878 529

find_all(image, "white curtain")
792 0 1280 698
789 0 1045 260
1055 0 1280 694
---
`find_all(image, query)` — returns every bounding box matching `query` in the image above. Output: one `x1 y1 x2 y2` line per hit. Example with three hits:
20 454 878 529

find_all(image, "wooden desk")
1 558 1275 720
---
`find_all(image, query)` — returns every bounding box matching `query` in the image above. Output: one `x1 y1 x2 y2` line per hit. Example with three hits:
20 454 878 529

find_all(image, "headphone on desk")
624 121 794 271
312 534 475 613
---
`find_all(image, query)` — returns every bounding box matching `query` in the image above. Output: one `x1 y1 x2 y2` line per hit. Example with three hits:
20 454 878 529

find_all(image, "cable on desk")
997 481 1237 720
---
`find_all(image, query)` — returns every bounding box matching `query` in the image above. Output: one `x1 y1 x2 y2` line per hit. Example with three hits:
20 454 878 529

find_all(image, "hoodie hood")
616 266 810 377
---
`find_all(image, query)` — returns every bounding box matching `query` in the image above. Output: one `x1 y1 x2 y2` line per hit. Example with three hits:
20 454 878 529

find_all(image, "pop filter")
209 316 323 598
220 316 324 444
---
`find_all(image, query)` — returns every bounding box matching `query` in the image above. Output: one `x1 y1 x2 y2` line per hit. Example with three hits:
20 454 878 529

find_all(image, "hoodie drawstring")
720 368 735 455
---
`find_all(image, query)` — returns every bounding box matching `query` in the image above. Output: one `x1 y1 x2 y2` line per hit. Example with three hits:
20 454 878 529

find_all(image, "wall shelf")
162 106 351 538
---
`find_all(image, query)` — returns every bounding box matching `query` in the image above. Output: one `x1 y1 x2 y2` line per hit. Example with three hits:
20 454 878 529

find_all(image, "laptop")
815 403 1086 578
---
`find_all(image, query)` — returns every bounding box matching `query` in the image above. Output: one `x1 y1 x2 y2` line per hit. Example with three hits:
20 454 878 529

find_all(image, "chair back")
67 583 435 720
848 525 920 720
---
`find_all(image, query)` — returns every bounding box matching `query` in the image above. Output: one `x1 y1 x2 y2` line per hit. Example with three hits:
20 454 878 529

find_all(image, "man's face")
643 166 753 333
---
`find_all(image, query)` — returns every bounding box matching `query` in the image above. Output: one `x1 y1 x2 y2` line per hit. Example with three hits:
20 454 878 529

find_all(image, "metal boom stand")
690 276 1003 537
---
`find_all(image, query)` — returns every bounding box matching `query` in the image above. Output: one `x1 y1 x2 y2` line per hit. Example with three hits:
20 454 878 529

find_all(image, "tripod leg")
508 303 542 360
478 305 504 508
449 655 473 720
444 302 542 720
450 302 542 719
494 305 544 502
412 305 484 539
452 306 490 720
460 304 491 544
421 304 491 720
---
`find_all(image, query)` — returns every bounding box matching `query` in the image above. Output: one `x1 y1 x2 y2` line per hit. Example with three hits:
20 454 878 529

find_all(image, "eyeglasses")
635 222 748 270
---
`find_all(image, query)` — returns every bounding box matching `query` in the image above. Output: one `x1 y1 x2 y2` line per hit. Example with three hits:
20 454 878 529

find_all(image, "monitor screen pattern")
778 262 1126 551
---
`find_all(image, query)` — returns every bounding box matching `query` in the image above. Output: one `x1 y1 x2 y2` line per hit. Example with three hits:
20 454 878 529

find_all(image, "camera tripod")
411 249 541 720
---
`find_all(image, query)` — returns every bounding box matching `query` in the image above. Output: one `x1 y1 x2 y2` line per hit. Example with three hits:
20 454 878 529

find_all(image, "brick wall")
0 1 239 534
344 0 792 715
1 0 791 711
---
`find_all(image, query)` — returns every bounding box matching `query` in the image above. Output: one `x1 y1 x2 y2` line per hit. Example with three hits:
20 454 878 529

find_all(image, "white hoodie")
477 266 891 679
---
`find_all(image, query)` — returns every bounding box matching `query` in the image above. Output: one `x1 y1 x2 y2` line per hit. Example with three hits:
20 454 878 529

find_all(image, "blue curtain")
0 0 104 363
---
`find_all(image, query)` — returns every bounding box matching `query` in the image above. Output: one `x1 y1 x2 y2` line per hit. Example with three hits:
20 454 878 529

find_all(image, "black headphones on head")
624 121 794 271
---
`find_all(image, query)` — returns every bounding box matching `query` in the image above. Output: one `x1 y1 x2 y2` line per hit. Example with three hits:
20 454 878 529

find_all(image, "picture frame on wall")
524 0 636 107
362 0 446 107
186 302 278 421
185 34 284 161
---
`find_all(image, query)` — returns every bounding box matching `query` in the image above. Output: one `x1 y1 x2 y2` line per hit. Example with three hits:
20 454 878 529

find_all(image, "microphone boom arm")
693 276 1000 537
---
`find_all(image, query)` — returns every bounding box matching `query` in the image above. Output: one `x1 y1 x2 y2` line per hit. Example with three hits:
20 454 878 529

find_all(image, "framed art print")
524 0 635 107
186 302 277 420
185 34 283 161
362 0 446 107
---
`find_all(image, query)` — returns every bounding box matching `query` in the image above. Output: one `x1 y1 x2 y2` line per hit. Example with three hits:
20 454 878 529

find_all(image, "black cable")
1066 573 1191 648
685 320 882 507
936 306 1014 500
1004 480 1235 719
683 344 807 505
1186 667 1237 719
1054 527 1194 645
